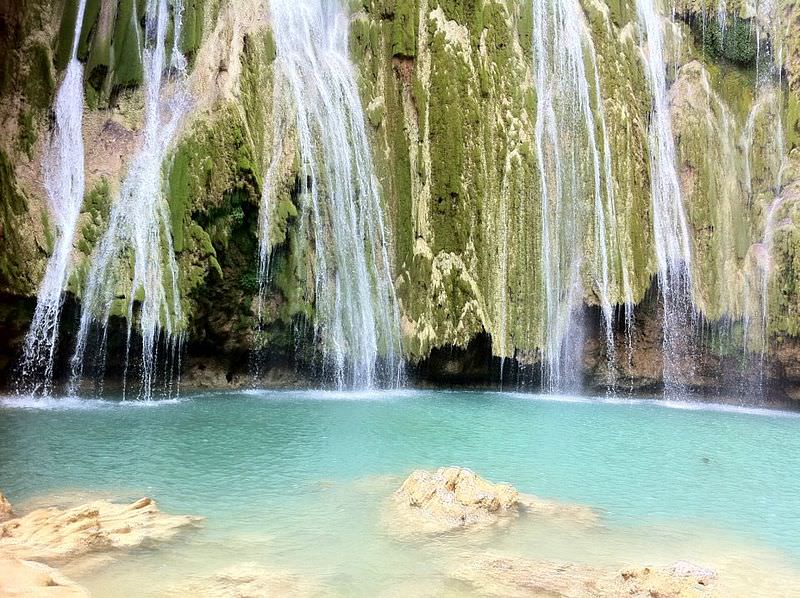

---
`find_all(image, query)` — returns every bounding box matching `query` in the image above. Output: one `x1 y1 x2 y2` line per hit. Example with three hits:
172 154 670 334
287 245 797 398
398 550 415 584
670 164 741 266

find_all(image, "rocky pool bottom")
1 390 800 596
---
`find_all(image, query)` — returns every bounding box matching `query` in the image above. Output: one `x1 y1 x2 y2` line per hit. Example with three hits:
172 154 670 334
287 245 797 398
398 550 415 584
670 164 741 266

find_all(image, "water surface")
1 390 799 596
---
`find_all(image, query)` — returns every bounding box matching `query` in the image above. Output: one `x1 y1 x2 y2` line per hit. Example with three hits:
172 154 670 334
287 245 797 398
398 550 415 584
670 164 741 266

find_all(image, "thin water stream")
70 0 190 400
17 0 88 396
259 0 403 390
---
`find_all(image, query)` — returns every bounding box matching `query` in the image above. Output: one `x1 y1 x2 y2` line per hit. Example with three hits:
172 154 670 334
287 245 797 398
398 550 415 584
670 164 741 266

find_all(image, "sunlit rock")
452 553 717 597
0 558 90 597
0 490 14 521
387 467 598 536
0 496 201 562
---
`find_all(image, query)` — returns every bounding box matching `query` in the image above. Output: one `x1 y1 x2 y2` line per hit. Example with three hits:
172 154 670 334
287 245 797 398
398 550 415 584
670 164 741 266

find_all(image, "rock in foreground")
0 558 90 597
0 491 14 521
453 553 717 597
389 467 597 535
0 496 201 563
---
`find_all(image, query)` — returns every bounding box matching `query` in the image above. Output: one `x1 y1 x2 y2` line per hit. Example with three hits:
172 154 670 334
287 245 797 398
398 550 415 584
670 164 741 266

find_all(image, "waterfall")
16 0 88 396
70 0 189 400
531 0 619 390
753 0 786 367
259 0 403 389
636 0 695 397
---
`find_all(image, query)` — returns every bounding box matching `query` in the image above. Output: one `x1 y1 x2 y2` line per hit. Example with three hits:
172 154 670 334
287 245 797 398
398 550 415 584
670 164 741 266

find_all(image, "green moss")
606 0 635 28
77 0 102 60
391 0 417 57
167 142 191 252
24 38 56 113
428 28 468 253
787 92 800 152
179 0 206 58
692 16 758 68
41 209 54 256
0 151 27 217
55 0 81 70
17 109 37 158
76 178 111 262
0 150 38 295
111 0 145 88
84 3 114 104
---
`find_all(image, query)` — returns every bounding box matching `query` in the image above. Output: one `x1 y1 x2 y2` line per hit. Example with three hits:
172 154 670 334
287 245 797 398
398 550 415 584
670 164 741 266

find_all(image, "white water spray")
17 0 88 396
637 0 695 397
531 0 619 390
70 0 189 400
751 0 786 364
259 0 403 389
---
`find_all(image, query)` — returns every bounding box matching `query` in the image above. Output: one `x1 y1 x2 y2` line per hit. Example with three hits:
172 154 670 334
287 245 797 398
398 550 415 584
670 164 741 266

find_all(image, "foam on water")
0 395 186 411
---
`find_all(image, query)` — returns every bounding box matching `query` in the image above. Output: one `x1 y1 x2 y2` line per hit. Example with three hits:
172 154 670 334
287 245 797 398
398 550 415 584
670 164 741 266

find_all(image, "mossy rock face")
690 16 758 68
5 0 800 374
670 61 752 321
110 0 145 90
0 151 43 296
179 0 207 59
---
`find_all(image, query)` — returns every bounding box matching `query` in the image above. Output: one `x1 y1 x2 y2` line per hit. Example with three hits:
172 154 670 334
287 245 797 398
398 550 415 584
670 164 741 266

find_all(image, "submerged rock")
0 496 201 563
167 563 321 598
0 558 90 597
452 553 717 597
388 467 597 535
0 491 14 521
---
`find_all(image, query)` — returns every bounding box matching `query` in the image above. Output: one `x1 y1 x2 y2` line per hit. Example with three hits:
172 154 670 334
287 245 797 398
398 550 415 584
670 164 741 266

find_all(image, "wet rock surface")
388 467 598 535
0 491 14 521
452 553 717 597
0 495 200 562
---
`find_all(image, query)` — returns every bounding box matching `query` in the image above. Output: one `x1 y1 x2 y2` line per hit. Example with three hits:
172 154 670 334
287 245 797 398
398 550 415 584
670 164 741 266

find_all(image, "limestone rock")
452 553 717 597
0 496 201 563
0 558 90 597
166 563 320 598
388 468 597 535
391 467 519 533
0 490 14 521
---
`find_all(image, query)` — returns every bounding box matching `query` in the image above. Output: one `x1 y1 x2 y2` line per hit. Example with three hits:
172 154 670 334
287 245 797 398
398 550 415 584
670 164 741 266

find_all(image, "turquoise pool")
1 390 799 595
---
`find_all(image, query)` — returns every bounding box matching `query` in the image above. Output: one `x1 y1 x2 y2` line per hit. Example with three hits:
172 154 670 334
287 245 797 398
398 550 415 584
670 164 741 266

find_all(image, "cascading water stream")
752 0 785 368
258 0 403 390
69 0 189 400
636 0 695 398
531 0 620 390
16 0 88 396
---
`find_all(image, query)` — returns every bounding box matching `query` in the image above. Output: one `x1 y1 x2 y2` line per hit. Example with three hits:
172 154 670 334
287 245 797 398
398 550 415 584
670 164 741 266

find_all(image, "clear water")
2 390 800 596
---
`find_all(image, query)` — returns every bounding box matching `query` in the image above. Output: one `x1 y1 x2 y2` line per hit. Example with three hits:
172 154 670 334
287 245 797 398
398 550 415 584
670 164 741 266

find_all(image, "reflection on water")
2 390 800 596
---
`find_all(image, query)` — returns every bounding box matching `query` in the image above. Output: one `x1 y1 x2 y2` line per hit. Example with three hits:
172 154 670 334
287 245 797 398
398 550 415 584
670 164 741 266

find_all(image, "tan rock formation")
452 553 717 597
0 558 90 597
0 496 200 563
0 491 14 521
388 468 597 535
